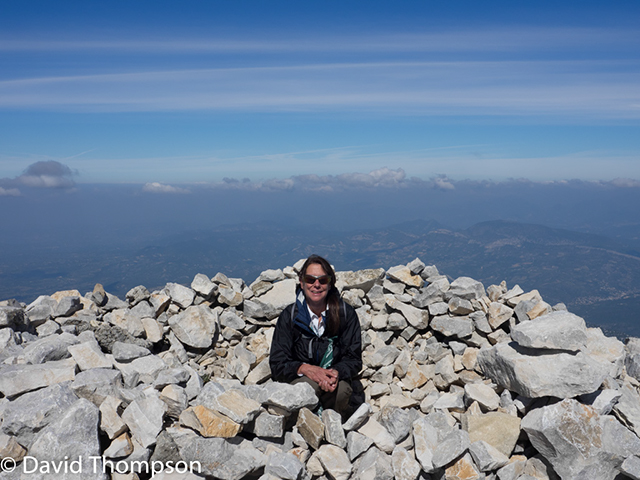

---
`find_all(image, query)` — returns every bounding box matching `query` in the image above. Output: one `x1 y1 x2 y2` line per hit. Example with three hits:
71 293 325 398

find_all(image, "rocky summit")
0 258 640 480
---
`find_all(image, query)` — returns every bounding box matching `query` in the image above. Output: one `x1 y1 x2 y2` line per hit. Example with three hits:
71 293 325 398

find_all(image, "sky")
1 0 639 189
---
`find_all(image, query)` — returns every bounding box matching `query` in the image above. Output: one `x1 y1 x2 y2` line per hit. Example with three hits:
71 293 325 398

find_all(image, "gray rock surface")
510 311 588 351
522 398 640 480
168 305 218 349
28 398 106 480
477 341 609 398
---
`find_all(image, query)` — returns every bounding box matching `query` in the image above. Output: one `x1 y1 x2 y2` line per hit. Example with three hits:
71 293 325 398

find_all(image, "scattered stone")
322 408 347 448
99 395 127 439
265 451 304 480
2 259 640 480
68 339 112 370
357 417 396 454
112 341 150 362
28 398 105 480
179 405 242 437
1 383 79 448
523 398 640 480
391 445 421 480
462 411 521 457
0 358 77 398
168 305 218 349
316 444 353 480
477 342 609 398
122 392 167 447
297 408 325 450
510 311 588 351
165 282 195 309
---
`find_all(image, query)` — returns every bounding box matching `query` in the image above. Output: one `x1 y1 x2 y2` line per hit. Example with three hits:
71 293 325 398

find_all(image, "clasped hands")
297 364 339 392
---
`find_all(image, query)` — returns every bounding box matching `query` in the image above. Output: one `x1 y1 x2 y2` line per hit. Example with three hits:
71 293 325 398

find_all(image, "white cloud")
0 186 21 196
608 178 640 188
142 182 190 194
432 176 456 190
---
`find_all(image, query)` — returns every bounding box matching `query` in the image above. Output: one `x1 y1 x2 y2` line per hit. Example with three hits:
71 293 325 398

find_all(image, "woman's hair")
299 254 341 336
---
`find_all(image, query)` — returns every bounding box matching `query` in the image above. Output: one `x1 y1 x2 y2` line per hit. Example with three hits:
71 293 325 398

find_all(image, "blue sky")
1 0 639 186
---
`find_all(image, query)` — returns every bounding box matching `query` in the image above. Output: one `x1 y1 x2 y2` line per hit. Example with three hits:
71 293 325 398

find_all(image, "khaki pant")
292 376 353 414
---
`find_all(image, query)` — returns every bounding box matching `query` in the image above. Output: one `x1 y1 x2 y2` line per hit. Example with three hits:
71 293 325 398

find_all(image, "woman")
269 254 362 415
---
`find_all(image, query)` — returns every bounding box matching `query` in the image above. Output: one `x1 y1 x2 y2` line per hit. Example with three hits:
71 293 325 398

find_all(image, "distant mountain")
1 219 639 338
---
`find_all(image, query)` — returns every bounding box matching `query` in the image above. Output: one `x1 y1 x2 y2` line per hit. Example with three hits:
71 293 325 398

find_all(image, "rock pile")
1 258 640 480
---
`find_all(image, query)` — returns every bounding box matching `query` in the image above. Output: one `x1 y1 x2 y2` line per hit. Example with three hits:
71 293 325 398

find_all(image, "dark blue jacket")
269 299 362 383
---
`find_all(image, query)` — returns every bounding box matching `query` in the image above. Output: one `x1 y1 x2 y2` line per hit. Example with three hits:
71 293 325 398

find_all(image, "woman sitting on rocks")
269 254 362 415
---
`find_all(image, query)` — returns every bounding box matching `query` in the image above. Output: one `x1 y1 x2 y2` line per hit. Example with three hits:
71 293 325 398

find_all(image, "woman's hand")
298 364 339 392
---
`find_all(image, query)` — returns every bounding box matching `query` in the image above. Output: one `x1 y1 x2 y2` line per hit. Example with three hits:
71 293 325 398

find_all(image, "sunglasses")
303 274 331 285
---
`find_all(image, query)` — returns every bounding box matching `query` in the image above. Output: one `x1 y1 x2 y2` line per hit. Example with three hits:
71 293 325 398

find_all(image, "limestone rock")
0 433 27 463
112 354 167 388
70 367 122 405
487 302 514 329
256 279 296 313
99 395 127 439
387 265 424 288
265 451 304 480
251 411 284 438
122 391 167 447
22 332 78 364
296 407 325 450
343 402 373 431
104 432 134 458
191 273 218 297
178 436 265 480
159 384 189 418
179 405 242 437
262 381 319 411
468 440 509 472
430 315 473 339
522 398 640 480
28 398 106 480
322 409 347 448
477 342 608 398
432 428 470 469
347 430 374 461
168 305 218 349
111 341 150 362
446 277 485 301
354 447 394 480
209 389 262 424
510 311 588 351
461 411 521 457
445 452 481 480
336 269 386 293
0 358 77 398
165 282 195 308
357 417 396 454
126 285 150 305
386 297 429 330
316 444 353 480
68 339 112 370
464 383 500 411
391 446 421 480
1 383 79 448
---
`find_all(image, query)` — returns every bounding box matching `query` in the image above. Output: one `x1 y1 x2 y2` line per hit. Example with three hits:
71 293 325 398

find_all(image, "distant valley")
2 219 639 338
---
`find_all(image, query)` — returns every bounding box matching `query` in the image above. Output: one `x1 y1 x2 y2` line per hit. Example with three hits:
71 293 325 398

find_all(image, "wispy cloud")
0 27 637 54
142 182 190 194
0 35 640 119
0 186 21 196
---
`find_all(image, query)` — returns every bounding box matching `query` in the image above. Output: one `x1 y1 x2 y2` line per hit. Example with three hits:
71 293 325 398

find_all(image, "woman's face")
301 263 330 307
